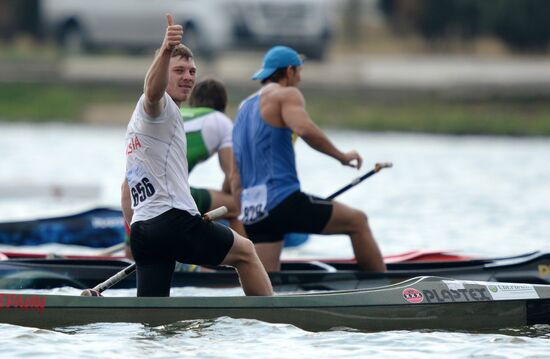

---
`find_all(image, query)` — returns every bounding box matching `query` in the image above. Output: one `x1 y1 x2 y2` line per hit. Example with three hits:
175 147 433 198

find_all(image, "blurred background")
1 0 550 134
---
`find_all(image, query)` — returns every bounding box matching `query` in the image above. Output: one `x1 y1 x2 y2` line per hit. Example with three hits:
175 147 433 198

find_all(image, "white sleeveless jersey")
125 93 199 223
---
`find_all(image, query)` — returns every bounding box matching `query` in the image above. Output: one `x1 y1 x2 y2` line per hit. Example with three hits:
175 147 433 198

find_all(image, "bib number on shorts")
127 164 157 208
240 184 268 224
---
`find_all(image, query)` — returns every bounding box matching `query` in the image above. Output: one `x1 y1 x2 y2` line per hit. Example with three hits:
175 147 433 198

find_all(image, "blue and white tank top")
233 87 300 224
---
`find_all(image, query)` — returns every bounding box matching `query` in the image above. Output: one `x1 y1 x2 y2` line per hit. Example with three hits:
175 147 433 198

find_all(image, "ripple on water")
0 320 542 359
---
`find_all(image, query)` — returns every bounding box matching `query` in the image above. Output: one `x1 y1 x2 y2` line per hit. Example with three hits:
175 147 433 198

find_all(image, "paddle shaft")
97 242 125 256
325 162 392 200
92 262 136 293
87 206 229 294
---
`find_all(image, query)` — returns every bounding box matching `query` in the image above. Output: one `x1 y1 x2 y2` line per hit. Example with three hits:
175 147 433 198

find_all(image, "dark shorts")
190 187 212 214
130 208 234 296
245 191 333 244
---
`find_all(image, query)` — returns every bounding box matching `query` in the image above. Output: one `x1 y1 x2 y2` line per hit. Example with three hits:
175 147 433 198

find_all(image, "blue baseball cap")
252 46 304 80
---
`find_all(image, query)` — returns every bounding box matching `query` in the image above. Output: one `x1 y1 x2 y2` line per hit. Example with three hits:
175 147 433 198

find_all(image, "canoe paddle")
81 206 229 296
326 162 392 200
96 242 126 256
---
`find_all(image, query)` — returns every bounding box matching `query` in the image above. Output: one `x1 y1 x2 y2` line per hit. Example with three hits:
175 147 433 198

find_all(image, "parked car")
231 0 332 60
40 0 332 60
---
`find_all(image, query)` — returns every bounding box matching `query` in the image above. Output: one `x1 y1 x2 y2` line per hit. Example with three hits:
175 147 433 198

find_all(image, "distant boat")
0 207 309 248
0 208 124 248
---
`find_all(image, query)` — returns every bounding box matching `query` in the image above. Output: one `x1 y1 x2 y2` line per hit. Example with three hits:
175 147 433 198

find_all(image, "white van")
40 0 332 59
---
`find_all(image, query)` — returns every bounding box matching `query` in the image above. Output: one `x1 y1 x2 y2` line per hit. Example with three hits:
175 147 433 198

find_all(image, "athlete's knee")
237 236 256 256
350 209 370 229
227 235 257 265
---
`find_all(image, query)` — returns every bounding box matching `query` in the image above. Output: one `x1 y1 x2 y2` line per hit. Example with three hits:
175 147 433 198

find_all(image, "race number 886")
131 177 155 206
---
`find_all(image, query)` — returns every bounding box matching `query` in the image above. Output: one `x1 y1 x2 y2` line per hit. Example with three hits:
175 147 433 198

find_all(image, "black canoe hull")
0 251 548 291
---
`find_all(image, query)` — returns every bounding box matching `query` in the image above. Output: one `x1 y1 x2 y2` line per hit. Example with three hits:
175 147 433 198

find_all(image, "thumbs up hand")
163 13 184 52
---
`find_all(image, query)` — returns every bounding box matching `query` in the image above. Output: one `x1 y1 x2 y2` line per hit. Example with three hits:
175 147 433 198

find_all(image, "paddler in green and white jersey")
181 78 245 235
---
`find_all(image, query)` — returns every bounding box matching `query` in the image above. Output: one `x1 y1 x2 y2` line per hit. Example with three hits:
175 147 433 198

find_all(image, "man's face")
167 56 196 103
288 66 302 87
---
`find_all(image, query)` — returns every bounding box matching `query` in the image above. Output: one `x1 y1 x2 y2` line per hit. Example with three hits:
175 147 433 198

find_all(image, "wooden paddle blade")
374 162 393 172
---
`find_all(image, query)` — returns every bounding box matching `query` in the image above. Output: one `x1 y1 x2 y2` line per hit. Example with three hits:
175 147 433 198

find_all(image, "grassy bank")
0 83 139 122
304 93 550 136
2 83 550 136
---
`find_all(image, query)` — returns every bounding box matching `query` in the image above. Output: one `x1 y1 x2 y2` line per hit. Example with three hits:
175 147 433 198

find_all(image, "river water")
0 123 549 357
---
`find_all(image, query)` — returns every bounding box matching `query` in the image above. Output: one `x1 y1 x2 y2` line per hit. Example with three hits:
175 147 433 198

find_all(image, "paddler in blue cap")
231 45 387 272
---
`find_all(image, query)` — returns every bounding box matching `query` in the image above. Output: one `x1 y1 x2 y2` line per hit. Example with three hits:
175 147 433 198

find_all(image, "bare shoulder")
278 86 302 97
274 86 304 105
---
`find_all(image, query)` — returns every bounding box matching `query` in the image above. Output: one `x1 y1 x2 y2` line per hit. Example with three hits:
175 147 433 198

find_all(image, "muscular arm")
218 147 233 194
143 50 171 117
143 14 183 117
280 87 362 169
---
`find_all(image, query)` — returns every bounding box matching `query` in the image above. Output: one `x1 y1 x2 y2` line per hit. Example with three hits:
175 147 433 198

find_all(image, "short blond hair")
172 44 194 59
155 44 194 59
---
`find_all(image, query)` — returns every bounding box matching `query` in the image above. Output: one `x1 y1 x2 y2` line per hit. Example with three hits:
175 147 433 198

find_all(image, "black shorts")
245 191 333 244
130 208 234 296
130 208 234 265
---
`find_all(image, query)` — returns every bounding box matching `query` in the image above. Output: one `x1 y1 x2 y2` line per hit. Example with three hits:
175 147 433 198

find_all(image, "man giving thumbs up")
121 14 273 297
